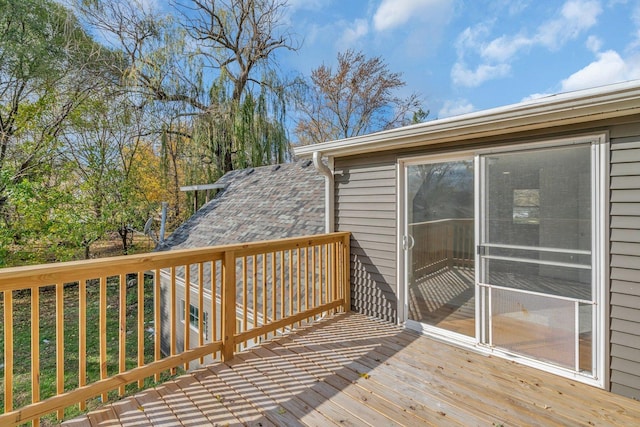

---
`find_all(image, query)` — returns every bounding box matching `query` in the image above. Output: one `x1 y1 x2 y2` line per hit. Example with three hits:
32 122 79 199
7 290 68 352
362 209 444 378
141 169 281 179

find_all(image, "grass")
0 276 181 426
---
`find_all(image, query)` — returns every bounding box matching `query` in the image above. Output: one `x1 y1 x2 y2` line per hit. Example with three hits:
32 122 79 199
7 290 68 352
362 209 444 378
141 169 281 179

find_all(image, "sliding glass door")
405 158 475 338
403 139 602 380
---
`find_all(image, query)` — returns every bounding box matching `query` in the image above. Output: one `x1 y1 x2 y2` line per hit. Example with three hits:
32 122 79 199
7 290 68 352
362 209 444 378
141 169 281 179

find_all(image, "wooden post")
221 251 236 362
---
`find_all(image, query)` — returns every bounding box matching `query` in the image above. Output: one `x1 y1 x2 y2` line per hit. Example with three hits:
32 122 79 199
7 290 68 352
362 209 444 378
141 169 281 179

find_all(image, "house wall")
159 272 219 370
609 122 640 400
333 116 640 399
334 153 398 322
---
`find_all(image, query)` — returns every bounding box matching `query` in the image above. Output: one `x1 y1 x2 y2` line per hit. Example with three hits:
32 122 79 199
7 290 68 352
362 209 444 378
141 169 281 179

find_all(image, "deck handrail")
409 219 474 276
0 231 351 426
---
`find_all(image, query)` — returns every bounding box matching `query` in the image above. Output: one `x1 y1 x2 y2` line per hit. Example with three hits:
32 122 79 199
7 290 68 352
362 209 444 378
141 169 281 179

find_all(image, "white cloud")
451 62 511 87
373 0 454 31
481 34 532 62
451 0 604 88
560 49 640 91
586 35 603 53
438 99 476 118
535 0 602 49
338 19 369 46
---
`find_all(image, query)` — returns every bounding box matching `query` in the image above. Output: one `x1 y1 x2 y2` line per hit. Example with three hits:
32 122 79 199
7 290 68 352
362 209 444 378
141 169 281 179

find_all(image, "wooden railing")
409 219 473 277
0 232 350 426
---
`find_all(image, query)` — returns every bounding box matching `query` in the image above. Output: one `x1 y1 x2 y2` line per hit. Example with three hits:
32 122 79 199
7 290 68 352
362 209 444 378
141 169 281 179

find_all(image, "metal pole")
160 202 168 243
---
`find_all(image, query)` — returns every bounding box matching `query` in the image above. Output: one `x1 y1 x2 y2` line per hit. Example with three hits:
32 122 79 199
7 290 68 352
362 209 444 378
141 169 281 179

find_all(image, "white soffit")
294 80 640 158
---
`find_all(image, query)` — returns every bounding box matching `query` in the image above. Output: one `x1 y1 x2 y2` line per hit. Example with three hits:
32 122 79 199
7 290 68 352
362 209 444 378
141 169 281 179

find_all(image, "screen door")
478 144 595 373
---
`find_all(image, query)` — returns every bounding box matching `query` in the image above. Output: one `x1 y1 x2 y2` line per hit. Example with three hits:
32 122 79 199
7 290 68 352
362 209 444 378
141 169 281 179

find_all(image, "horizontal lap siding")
610 126 640 400
335 155 398 323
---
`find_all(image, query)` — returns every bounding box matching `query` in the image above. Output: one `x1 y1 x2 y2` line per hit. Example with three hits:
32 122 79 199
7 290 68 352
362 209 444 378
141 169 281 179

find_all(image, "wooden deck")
63 312 640 427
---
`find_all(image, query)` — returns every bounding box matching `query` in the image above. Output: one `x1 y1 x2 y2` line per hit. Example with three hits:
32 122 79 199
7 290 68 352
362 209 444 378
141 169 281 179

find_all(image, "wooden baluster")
78 280 87 410
154 268 161 382
31 287 40 425
312 246 317 312
99 277 107 404
253 255 258 332
242 257 248 340
198 262 205 364
280 250 285 329
137 271 144 387
296 249 302 326
56 283 65 419
304 247 310 322
184 265 190 370
332 243 337 314
262 254 267 341
118 274 126 396
343 233 351 313
170 267 176 375
4 290 13 414
324 244 330 311
288 249 293 325
211 261 217 359
272 252 277 326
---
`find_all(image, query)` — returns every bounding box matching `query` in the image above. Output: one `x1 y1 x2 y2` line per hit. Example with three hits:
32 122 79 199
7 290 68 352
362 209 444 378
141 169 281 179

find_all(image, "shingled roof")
159 161 325 250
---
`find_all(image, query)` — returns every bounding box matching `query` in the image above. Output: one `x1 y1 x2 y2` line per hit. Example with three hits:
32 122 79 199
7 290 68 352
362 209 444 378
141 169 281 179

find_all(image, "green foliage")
191 72 290 182
0 0 299 265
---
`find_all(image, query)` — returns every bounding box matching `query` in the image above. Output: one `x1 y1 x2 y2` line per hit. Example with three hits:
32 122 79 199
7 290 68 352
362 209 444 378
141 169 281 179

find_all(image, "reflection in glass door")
406 159 475 337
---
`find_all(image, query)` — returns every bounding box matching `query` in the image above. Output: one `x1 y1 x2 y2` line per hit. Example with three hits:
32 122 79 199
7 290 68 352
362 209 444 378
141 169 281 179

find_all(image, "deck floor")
63 312 640 426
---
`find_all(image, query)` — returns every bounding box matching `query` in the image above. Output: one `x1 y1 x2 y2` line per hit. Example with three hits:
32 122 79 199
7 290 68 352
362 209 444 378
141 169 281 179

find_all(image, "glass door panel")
406 160 474 337
479 144 594 374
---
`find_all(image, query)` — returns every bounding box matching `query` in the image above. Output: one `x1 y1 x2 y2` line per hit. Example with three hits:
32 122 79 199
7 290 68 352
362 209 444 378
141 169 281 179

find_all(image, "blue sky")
277 0 640 119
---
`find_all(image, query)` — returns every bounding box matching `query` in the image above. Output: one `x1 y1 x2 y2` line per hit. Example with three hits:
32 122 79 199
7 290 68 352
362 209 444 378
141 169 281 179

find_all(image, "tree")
294 49 425 145
0 0 119 264
75 0 298 177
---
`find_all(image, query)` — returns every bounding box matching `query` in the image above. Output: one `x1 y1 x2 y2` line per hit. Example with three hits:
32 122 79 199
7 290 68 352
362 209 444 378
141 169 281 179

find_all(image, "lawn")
0 275 180 426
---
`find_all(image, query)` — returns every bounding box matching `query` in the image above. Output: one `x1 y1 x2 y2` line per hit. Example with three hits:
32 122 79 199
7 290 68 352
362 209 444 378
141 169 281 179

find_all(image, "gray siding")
610 125 640 400
333 118 640 399
335 154 398 322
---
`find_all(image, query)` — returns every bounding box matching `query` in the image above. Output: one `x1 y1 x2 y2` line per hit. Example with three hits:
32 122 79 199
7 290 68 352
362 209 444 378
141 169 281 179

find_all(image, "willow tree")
76 0 299 180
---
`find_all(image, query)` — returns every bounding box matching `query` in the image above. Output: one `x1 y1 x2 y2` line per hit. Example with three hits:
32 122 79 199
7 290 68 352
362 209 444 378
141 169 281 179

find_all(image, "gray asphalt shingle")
159 161 325 250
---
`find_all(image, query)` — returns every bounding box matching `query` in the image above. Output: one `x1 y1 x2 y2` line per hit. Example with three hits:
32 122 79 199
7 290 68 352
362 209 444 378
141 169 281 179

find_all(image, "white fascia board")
294 80 640 158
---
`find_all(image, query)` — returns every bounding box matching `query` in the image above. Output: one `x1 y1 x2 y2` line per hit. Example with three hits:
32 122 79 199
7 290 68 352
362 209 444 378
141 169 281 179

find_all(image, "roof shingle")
159 161 325 250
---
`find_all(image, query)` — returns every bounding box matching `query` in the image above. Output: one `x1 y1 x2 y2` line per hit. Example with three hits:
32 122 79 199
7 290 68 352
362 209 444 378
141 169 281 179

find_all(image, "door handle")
403 235 415 251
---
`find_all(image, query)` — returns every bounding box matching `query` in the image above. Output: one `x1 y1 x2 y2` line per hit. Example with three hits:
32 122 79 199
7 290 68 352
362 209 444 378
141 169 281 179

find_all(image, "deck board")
62 312 640 426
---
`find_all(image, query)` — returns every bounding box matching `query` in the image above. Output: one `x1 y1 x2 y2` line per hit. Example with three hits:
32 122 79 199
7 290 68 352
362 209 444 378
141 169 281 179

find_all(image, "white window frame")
180 299 209 340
